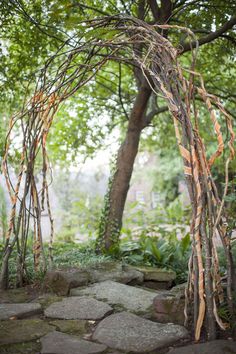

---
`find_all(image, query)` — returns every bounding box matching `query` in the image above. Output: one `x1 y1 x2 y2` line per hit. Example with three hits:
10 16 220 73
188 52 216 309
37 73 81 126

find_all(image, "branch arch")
1 15 235 340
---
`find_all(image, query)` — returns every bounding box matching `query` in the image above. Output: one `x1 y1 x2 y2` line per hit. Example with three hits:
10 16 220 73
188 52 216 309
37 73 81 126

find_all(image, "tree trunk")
97 83 151 252
96 0 173 253
0 240 15 289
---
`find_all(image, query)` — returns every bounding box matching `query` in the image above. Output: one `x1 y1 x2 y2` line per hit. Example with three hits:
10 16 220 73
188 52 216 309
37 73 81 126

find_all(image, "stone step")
70 280 159 316
45 296 113 320
43 262 144 296
0 302 42 320
93 311 189 353
167 340 236 354
41 331 107 354
132 266 176 282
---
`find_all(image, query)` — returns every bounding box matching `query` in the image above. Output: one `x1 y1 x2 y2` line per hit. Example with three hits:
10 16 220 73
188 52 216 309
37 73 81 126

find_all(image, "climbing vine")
0 16 235 340
97 157 120 254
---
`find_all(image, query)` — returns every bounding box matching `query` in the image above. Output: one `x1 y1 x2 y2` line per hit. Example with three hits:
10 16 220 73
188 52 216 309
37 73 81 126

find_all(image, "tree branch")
71 2 111 16
147 0 160 22
148 0 172 24
180 16 236 53
144 106 168 126
138 0 146 20
118 63 130 121
191 29 236 46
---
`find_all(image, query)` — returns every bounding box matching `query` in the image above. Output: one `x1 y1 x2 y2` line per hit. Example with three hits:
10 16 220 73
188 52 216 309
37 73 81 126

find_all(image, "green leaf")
181 233 191 253
150 242 162 261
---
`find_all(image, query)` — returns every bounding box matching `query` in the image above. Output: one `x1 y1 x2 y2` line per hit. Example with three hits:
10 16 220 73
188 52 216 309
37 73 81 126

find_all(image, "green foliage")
217 290 236 328
0 184 7 241
50 241 112 269
223 180 236 233
0 119 8 159
0 2 135 164
218 302 233 323
120 232 191 284
123 195 190 238
0 240 111 287
1 0 235 166
166 197 187 222
217 244 236 275
119 195 191 283
53 170 104 242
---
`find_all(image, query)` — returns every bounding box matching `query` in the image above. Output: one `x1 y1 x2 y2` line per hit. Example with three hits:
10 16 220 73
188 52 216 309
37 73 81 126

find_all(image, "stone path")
0 319 53 345
88 263 143 285
0 265 234 354
43 262 175 295
41 331 107 354
135 267 176 282
70 280 157 316
43 262 144 295
45 296 112 320
167 340 236 354
0 303 42 320
48 319 89 335
93 311 189 352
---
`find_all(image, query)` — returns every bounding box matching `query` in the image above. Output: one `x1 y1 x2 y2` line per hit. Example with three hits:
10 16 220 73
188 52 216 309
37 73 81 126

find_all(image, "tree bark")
99 83 151 251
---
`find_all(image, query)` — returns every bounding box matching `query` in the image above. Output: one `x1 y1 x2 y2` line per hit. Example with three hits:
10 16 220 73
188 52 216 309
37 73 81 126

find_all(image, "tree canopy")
1 0 236 163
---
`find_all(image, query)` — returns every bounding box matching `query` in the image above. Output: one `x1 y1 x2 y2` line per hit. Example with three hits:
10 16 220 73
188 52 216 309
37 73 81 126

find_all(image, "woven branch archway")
1 16 235 340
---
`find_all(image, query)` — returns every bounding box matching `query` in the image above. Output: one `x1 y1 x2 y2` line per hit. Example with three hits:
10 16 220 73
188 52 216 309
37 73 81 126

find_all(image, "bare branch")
118 63 130 121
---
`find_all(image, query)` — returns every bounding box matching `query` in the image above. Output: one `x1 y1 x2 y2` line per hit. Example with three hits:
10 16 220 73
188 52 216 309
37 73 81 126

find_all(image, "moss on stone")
37 293 64 309
49 319 89 335
0 341 41 354
0 288 31 304
0 319 54 345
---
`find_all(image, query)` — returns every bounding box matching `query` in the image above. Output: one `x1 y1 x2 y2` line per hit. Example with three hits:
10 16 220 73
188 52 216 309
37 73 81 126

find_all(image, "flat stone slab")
0 319 53 344
93 311 189 352
41 331 107 354
45 296 112 320
0 302 42 320
44 269 90 295
43 262 144 295
70 280 157 315
167 340 236 354
88 262 143 284
134 266 176 282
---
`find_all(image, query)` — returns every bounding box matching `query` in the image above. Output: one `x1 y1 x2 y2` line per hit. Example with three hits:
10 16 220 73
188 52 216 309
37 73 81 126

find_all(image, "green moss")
0 341 41 354
0 319 53 345
38 294 64 309
0 288 30 303
49 319 89 335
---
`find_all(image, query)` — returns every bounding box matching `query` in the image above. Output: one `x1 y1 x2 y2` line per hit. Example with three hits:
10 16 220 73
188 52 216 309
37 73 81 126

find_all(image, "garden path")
0 264 234 353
